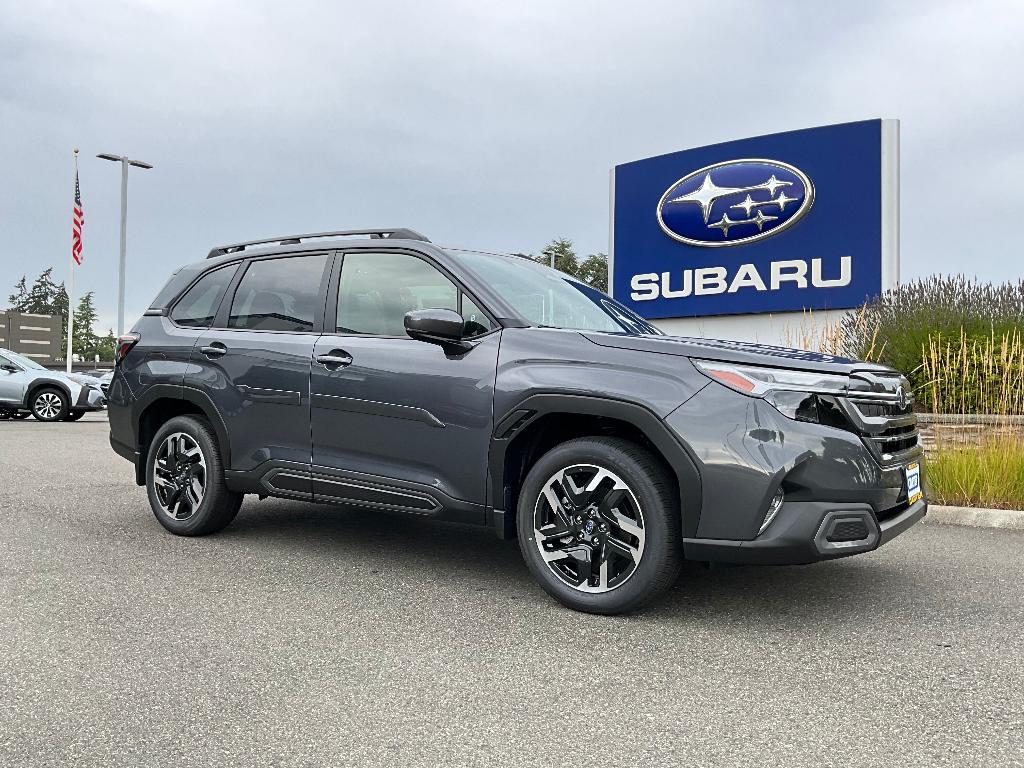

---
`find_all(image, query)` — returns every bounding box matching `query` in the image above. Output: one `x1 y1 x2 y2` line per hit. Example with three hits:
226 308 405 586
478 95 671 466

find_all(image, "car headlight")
692 359 858 426
67 374 101 389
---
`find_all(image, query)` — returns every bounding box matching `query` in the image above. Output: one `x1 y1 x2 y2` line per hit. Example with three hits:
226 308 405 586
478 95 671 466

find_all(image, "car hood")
582 332 898 376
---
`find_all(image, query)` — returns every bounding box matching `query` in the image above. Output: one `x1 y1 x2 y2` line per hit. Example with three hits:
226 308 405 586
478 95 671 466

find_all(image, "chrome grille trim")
836 377 921 465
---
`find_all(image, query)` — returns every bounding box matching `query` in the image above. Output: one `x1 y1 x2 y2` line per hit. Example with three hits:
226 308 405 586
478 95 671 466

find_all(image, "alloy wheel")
532 464 646 593
152 432 208 521
34 392 63 420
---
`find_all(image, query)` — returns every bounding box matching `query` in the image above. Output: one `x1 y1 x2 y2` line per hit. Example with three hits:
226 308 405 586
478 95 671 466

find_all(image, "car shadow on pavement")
220 497 923 626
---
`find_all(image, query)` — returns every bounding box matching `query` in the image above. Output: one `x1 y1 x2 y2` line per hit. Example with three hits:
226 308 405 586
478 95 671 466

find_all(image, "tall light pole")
97 153 153 336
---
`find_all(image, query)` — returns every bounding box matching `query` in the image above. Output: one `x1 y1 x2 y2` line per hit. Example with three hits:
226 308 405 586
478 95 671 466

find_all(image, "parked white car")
0 349 106 422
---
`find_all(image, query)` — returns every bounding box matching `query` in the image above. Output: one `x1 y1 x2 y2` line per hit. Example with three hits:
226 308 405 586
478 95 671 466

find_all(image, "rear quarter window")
169 265 238 328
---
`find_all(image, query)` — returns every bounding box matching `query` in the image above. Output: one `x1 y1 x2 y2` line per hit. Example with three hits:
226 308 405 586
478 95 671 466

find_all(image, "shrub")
927 437 1024 509
841 275 1024 365
827 276 1024 409
920 328 1024 415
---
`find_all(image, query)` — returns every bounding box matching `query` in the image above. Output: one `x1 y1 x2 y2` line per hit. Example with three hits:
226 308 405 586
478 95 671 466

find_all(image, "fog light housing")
759 488 785 535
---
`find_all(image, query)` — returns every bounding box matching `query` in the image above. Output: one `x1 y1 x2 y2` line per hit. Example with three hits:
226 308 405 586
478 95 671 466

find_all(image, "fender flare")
131 384 232 484
24 378 74 411
487 393 702 539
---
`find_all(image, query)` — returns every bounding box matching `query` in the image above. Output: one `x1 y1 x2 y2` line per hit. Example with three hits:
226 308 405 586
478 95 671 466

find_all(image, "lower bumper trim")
683 499 928 566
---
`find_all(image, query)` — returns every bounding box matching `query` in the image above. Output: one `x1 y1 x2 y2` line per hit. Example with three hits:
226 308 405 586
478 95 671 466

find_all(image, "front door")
310 250 500 513
187 252 330 496
0 352 29 406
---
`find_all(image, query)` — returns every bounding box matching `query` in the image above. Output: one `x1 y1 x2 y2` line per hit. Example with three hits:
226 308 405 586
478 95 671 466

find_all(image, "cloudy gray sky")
2 0 1022 331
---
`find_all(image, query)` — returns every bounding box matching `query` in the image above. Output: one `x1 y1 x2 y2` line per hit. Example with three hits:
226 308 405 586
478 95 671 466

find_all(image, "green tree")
536 237 579 277
95 329 117 362
53 283 70 352
577 253 608 293
73 291 100 360
7 276 29 311
25 268 61 314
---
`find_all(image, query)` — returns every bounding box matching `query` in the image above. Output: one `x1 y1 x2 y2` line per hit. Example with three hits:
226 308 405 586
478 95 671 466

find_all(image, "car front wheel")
146 415 243 536
31 388 70 422
516 437 682 615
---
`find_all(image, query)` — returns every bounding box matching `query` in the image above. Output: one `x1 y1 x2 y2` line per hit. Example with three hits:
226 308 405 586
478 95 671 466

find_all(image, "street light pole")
118 159 128 338
97 153 152 336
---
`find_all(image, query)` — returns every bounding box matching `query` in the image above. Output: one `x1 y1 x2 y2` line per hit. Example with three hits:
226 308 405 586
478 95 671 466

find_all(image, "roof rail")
206 228 431 258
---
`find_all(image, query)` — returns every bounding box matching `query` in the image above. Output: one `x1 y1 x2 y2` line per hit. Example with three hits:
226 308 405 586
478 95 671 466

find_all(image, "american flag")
72 168 84 265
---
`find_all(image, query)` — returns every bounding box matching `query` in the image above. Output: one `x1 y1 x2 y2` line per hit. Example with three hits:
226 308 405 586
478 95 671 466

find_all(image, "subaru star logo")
656 159 814 247
896 384 909 410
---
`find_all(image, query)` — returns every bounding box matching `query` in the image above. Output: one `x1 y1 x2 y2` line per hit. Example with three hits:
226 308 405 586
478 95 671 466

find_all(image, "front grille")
827 520 870 542
852 400 913 419
870 423 919 455
839 394 921 463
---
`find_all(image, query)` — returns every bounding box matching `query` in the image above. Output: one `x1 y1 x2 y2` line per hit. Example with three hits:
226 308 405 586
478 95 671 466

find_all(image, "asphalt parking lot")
1 413 1022 767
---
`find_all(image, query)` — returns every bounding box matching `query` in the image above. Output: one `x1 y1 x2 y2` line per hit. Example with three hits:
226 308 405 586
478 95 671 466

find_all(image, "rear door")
310 249 500 514
188 252 331 496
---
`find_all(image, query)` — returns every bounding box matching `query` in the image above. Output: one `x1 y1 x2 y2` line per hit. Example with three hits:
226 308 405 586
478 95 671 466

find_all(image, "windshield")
1 350 46 370
448 250 662 335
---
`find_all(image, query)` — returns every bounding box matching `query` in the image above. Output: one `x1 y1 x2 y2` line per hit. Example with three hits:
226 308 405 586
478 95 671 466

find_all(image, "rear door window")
228 255 328 332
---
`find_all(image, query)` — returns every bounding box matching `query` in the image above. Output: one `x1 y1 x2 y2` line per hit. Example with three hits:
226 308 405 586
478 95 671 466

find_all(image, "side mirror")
404 308 471 351
0 363 18 374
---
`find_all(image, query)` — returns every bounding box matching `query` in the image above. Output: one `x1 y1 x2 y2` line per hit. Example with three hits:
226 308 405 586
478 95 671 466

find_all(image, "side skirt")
224 461 488 526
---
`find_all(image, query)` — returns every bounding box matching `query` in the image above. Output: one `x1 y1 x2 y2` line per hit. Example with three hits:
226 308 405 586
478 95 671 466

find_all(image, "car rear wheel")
516 437 682 615
146 415 243 536
31 388 70 422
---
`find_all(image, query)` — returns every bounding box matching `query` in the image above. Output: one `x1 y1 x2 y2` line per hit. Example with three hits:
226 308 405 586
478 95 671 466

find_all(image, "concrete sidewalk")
927 504 1024 531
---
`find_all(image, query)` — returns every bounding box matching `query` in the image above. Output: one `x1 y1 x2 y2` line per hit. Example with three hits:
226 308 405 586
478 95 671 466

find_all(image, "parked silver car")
0 349 106 421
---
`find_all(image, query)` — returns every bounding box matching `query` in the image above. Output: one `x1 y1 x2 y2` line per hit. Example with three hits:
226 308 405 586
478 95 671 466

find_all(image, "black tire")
145 415 243 536
11 412 30 420
0 410 9 420
64 410 86 421
516 437 681 615
31 387 70 422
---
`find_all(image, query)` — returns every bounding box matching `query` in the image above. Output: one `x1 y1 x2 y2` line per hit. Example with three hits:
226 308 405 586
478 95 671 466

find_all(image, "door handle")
316 351 353 369
200 342 227 358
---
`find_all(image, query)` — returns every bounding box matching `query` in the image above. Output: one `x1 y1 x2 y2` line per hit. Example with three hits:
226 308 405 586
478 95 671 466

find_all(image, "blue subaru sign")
610 120 898 319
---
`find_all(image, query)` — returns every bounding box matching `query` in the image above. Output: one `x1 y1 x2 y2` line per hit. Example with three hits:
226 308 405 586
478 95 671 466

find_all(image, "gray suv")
0 348 106 421
108 228 926 614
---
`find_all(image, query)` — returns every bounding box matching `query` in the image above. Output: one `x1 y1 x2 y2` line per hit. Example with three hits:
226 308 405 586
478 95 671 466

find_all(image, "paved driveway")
1 414 1022 766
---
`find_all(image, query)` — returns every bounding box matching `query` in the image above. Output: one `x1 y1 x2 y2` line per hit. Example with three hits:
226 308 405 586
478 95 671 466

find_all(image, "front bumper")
75 386 107 411
683 498 927 565
666 381 927 565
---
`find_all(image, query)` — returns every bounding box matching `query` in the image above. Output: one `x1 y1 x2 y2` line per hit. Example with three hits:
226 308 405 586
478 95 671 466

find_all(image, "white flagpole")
66 148 78 374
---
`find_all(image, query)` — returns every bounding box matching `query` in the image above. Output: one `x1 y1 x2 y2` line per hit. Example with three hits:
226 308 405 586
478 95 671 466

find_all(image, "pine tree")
73 291 100 360
53 283 70 351
577 253 609 293
25 268 60 314
7 276 29 311
536 237 579 277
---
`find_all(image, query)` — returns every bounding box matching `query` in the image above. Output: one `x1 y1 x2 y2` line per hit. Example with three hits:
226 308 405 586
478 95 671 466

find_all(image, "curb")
924 504 1024 531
